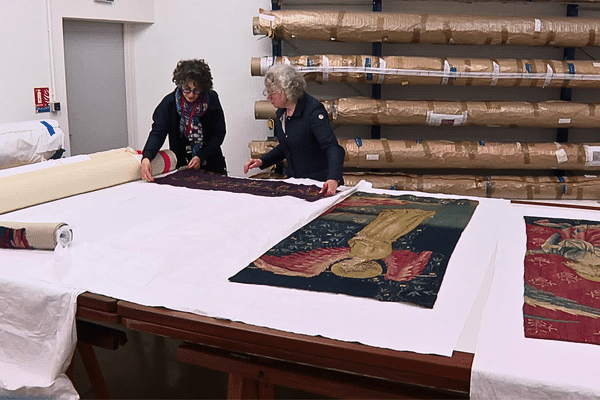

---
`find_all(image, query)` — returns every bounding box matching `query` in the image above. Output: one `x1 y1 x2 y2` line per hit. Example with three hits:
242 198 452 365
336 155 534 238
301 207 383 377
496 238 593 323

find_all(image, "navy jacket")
260 93 345 182
142 89 227 173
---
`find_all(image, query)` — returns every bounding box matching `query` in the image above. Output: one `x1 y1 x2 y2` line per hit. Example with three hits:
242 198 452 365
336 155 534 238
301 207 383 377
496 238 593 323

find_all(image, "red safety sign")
34 87 50 113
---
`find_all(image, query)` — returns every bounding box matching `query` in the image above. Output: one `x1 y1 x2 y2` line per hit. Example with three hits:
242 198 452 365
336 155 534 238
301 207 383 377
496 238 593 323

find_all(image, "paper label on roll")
584 145 600 167
426 111 468 126
366 154 380 161
558 118 571 124
259 13 275 21
534 19 542 32
555 149 568 163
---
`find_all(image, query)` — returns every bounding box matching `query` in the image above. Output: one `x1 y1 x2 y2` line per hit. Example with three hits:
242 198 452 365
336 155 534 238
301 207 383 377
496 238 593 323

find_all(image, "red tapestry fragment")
523 216 600 345
0 227 30 249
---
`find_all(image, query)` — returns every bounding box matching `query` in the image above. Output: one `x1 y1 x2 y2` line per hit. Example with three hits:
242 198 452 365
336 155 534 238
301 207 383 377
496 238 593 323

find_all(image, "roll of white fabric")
0 147 177 215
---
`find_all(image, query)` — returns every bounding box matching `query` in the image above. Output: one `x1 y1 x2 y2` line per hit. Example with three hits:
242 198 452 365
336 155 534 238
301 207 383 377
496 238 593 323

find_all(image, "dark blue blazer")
260 93 345 182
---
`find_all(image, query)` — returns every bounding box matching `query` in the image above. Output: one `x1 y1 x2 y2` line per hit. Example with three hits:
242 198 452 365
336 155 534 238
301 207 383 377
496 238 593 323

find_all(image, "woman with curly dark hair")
141 59 227 181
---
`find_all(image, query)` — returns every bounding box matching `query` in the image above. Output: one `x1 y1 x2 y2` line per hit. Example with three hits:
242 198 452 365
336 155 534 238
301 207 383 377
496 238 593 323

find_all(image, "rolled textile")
342 172 600 200
255 98 600 129
251 55 600 89
0 222 72 249
0 148 177 215
253 9 600 47
249 139 600 171
0 119 65 170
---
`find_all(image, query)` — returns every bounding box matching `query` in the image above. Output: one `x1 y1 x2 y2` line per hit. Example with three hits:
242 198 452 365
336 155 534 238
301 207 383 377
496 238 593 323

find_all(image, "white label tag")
534 19 542 32
584 145 600 167
426 111 468 126
366 154 380 161
555 149 568 163
558 118 571 124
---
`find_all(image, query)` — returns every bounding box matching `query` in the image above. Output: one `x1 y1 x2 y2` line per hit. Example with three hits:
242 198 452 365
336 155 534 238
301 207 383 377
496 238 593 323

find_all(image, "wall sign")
34 87 50 113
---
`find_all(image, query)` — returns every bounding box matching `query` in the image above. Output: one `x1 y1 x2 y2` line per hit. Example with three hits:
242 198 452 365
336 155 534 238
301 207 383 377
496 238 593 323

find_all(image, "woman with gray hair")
244 64 345 196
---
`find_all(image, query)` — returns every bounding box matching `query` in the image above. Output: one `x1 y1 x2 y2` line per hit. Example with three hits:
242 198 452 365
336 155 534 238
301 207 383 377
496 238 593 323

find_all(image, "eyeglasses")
263 89 280 98
182 87 201 94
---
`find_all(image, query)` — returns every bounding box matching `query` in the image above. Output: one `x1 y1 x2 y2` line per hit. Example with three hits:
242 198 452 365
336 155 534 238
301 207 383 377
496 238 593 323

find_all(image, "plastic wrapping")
342 172 600 200
254 9 600 47
255 98 600 128
251 55 600 89
0 120 65 170
249 139 600 171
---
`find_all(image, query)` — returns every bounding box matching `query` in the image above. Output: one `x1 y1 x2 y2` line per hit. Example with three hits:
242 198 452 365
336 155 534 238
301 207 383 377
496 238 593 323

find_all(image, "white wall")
1 0 598 178
129 0 271 177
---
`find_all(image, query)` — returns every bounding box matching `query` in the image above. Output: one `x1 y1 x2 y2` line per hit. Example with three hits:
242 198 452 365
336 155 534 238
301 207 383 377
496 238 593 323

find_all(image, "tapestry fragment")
524 216 600 345
153 169 324 202
230 191 479 308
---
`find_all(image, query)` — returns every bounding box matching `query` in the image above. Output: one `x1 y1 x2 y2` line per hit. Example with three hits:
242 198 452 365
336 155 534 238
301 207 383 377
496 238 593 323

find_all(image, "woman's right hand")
141 158 154 182
244 158 263 174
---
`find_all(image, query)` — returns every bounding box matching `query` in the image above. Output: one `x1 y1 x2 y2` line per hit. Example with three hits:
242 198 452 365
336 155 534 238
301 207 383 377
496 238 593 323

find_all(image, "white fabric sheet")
0 177 505 393
471 202 600 399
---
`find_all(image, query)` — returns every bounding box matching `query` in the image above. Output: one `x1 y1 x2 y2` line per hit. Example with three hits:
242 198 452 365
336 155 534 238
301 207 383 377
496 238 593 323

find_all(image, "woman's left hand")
188 156 201 169
320 179 338 197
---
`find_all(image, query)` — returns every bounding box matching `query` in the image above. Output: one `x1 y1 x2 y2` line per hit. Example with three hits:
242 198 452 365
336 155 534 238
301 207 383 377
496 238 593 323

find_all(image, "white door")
63 20 128 155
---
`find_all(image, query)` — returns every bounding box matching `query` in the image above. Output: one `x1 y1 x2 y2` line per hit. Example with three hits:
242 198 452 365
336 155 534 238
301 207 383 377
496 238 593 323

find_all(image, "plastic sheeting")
249 139 600 171
255 98 600 129
0 119 65 170
251 55 600 89
254 9 600 47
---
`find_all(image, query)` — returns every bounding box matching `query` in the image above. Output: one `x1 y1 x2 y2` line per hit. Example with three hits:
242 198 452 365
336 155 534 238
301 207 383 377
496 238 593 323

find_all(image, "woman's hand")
141 158 154 182
244 158 263 174
320 179 338 197
188 156 201 169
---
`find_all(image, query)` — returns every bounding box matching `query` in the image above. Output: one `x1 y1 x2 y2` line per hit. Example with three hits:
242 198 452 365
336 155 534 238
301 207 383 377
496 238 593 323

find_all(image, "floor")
71 326 329 399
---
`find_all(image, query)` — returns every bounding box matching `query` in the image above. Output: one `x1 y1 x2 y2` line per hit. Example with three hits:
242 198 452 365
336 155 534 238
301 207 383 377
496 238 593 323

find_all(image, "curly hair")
172 59 213 91
264 64 306 102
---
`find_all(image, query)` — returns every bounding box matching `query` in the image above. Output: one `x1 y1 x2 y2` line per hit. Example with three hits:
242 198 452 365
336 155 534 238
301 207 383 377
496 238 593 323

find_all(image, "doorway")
63 20 128 155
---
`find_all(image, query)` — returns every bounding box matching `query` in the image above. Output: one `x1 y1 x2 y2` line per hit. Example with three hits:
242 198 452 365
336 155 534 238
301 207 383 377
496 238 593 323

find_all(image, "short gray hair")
264 64 306 102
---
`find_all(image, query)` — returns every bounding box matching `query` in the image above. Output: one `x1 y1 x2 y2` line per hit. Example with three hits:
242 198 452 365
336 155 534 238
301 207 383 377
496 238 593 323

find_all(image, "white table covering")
0 177 505 395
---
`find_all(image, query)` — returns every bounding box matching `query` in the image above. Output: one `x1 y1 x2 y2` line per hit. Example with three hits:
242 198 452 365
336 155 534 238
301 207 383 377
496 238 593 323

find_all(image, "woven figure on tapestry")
524 216 600 345
0 227 30 249
153 168 325 201
230 192 478 308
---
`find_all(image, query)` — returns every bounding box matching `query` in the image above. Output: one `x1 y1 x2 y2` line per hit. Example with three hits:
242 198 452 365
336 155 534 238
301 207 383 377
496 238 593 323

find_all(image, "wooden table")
112 300 472 399
75 292 472 398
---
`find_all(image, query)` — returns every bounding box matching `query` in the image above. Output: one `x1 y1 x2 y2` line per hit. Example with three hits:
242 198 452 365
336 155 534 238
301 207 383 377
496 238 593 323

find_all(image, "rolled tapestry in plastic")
524 216 600 345
153 169 324 202
229 191 478 308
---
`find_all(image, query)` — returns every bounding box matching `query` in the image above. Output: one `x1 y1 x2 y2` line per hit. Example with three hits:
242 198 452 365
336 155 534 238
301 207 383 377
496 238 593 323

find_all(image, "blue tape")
416 138 423 144
450 67 457 80
355 137 363 147
307 57 311 67
557 176 565 183
365 57 373 82
40 120 56 136
525 63 532 74
568 63 575 75
479 141 485 146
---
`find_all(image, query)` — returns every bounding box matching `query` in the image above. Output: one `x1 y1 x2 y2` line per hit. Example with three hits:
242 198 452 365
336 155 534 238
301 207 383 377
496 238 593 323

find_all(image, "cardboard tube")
0 148 177 215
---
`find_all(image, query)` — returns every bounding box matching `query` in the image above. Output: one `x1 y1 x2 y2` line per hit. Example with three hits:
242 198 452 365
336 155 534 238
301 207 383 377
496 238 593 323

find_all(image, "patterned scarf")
175 87 209 157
